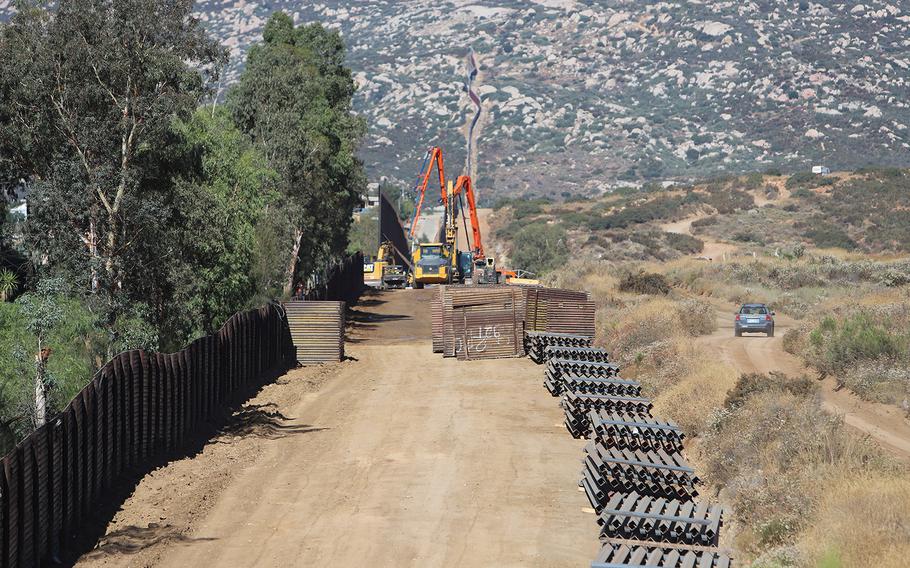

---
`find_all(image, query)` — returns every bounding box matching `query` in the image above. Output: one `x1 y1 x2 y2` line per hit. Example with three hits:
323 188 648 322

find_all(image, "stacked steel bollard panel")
527 330 733 568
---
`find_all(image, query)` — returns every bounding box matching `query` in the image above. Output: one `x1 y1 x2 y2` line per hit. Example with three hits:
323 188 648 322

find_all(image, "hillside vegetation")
496 168 910 410
494 168 910 267
5 1 909 195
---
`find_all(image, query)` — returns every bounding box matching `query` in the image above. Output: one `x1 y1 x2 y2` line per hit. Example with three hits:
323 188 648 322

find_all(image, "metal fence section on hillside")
0 305 296 567
303 253 364 305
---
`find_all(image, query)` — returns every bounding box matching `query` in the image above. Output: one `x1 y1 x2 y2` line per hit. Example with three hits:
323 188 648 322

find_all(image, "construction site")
0 143 733 567
65 283 728 568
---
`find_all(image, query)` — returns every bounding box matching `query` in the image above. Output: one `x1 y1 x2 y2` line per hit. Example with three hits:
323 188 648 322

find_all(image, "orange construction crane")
450 175 485 260
409 146 446 239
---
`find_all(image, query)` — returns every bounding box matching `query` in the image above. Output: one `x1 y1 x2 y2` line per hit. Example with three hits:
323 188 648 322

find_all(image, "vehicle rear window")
740 306 768 315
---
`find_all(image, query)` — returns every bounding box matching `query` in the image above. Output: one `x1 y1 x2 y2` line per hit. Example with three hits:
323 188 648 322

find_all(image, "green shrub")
803 225 856 250
786 172 816 189
724 372 818 409
808 314 906 376
667 233 704 254
691 215 719 228
589 195 688 230
619 271 671 295
743 172 765 190
511 200 544 220
509 222 568 276
733 231 764 244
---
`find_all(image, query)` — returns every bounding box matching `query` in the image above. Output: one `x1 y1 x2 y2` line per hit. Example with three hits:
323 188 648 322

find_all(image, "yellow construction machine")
407 145 538 287
363 241 408 290
410 242 455 288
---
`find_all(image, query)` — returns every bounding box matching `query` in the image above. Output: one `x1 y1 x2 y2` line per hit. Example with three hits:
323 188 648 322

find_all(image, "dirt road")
699 306 910 459
77 289 596 567
662 206 910 459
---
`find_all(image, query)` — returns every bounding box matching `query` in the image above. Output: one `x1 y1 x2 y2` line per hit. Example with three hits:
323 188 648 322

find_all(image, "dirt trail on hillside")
659 214 737 260
76 289 596 567
699 304 910 459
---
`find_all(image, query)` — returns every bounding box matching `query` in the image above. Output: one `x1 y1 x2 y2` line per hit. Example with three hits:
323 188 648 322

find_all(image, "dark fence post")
49 417 63 563
0 301 313 565
2 452 19 566
32 425 48 564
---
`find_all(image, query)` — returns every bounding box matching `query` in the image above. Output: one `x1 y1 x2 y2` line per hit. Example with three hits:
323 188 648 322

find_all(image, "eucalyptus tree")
229 13 365 295
0 0 226 351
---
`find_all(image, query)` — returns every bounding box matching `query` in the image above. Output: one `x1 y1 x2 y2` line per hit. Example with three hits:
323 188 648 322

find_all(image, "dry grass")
701 373 900 563
561 256 910 566
652 358 737 437
800 473 910 568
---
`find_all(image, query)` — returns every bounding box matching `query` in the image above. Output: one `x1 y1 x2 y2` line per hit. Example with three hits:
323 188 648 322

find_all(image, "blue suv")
735 303 775 337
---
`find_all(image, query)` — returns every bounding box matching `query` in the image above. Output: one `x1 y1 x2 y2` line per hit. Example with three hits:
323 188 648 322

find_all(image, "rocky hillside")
5 0 910 199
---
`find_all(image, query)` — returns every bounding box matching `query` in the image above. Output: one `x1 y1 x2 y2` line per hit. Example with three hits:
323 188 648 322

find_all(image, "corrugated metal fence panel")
3 451 19 566
545 298 596 337
524 288 590 333
432 286 444 353
0 301 309 566
450 287 526 361
49 419 63 562
442 285 460 357
62 404 75 531
285 301 346 365
17 438 34 567
32 425 48 562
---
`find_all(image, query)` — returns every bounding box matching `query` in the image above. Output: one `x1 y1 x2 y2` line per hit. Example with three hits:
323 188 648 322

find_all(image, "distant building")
363 182 380 208
811 165 830 175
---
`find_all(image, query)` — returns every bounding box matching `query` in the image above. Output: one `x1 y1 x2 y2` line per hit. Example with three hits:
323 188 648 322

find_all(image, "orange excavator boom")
451 175 485 260
409 147 446 239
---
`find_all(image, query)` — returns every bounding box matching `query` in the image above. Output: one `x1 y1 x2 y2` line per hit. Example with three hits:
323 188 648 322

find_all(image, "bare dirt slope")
77 289 596 567
699 307 910 459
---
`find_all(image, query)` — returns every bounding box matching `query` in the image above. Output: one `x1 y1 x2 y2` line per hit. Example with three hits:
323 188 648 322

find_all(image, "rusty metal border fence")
432 285 594 361
303 253 364 305
0 304 297 567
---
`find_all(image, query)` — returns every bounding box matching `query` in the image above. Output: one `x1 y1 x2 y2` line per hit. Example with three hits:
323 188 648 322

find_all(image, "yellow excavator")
363 241 408 289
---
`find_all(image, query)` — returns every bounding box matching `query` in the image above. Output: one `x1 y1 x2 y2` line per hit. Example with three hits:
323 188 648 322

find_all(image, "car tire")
767 327 774 337
734 329 742 337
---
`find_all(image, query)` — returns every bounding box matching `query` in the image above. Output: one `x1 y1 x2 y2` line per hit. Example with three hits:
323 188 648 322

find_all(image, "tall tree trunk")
34 342 48 428
283 227 304 297
88 218 99 292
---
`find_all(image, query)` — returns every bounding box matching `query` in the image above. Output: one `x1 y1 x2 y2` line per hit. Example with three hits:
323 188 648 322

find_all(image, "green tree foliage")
0 281 98 452
228 13 366 295
0 269 15 302
347 209 379 257
509 223 568 276
0 0 225 352
0 5 368 447
126 108 279 347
